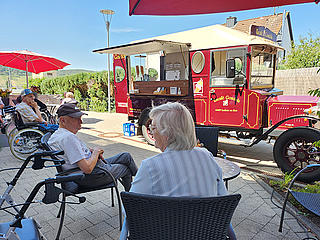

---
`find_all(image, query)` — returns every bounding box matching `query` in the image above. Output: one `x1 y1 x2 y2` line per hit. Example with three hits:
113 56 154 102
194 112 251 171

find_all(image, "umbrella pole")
25 60 28 88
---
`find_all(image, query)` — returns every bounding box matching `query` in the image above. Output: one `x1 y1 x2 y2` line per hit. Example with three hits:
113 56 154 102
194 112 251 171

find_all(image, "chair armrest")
24 122 42 127
56 166 118 188
55 167 82 176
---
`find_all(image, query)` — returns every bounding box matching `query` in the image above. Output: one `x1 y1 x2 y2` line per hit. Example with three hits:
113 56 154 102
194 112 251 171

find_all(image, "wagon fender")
138 108 152 126
138 108 155 145
247 115 320 147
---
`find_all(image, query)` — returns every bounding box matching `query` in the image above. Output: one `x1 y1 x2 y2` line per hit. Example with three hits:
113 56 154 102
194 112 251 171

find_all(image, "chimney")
226 16 237 28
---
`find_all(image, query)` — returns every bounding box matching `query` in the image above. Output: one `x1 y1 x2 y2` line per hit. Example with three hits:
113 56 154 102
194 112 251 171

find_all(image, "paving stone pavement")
0 112 319 240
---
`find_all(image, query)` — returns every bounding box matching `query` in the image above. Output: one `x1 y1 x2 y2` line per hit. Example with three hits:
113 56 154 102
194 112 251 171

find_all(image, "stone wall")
275 67 320 96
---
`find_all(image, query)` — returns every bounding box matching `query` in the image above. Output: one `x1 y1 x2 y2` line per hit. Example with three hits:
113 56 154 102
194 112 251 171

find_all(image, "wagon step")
218 136 256 147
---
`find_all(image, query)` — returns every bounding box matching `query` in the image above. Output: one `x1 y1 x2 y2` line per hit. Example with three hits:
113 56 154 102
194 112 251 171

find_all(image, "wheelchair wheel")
8 127 18 143
5 120 15 137
9 129 44 161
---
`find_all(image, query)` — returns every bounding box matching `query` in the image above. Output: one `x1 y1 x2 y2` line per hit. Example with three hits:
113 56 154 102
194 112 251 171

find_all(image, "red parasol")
0 50 70 88
129 0 318 16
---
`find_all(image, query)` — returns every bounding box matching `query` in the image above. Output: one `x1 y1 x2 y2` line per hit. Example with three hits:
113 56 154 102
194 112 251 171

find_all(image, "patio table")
215 157 241 189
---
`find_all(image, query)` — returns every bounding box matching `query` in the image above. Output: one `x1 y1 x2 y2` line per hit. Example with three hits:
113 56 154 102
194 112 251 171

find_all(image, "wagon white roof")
93 24 281 55
93 39 191 55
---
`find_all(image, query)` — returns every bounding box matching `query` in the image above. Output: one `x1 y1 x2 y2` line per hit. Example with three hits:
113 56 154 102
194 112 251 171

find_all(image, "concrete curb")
251 173 320 239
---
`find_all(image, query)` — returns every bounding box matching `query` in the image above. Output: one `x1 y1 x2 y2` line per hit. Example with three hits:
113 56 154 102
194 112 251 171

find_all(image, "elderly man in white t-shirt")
48 103 137 191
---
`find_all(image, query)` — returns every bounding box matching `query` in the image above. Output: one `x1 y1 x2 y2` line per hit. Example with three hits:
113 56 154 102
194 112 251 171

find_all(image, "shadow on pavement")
82 118 103 124
0 134 9 147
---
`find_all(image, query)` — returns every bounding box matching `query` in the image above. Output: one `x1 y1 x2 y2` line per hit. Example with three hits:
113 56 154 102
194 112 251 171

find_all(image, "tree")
284 33 320 69
284 34 320 147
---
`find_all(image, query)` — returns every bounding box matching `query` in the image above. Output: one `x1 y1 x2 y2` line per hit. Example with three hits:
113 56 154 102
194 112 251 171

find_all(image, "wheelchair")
8 111 57 161
39 106 58 125
0 151 85 240
0 106 16 136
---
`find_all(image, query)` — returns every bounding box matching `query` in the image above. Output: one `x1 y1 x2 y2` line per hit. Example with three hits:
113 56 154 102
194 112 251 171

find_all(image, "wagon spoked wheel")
273 127 320 183
141 118 155 145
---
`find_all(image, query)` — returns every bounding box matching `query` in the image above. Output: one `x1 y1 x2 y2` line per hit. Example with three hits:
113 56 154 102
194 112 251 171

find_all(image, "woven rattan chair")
121 192 241 240
41 132 122 240
279 164 320 232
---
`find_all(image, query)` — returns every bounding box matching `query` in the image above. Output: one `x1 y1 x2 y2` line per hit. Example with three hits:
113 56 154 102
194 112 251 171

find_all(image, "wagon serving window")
251 46 276 89
210 48 246 87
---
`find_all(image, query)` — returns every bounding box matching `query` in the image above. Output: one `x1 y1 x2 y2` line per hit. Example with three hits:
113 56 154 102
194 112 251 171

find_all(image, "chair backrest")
121 192 241 240
13 111 26 130
41 132 64 173
279 164 320 232
195 126 219 156
288 164 320 216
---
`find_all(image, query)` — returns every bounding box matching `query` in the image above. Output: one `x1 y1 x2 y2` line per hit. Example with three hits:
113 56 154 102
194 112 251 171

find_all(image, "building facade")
224 11 293 63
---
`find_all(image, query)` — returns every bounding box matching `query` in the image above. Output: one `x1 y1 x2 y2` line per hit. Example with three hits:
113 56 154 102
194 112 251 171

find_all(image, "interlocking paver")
253 230 285 240
85 210 111 225
86 221 114 238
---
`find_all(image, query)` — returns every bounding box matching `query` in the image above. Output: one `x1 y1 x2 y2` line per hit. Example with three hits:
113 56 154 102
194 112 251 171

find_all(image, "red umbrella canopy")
129 0 318 16
0 50 70 74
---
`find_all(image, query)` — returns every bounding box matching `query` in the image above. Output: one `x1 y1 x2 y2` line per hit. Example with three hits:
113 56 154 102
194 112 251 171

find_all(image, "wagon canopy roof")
93 24 282 55
93 39 191 55
133 24 282 50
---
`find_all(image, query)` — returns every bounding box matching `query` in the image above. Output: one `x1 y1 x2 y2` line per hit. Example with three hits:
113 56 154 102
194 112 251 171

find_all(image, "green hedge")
29 71 115 112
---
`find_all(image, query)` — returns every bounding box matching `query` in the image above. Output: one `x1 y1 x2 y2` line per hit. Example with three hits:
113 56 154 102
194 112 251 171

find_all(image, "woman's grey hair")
149 102 197 150
66 92 74 98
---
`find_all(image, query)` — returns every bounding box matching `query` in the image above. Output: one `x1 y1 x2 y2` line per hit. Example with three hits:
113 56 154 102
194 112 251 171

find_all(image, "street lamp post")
100 9 115 113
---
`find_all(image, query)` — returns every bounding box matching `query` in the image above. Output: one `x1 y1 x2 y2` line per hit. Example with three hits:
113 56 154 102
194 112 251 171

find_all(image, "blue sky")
1 0 319 71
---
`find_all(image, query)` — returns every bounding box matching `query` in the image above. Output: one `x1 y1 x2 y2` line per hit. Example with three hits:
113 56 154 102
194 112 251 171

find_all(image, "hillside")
56 69 95 76
0 66 95 88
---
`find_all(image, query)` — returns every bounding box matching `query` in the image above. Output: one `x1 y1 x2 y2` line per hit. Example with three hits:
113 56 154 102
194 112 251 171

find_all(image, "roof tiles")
223 13 284 35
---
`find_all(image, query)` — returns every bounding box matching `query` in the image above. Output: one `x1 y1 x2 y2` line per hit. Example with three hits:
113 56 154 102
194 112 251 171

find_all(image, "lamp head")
100 9 115 15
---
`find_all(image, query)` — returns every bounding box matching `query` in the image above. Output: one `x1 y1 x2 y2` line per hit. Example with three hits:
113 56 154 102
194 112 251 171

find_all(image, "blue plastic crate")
123 123 135 136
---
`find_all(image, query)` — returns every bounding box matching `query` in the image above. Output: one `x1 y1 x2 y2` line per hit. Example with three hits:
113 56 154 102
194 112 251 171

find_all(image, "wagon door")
113 54 129 113
208 48 248 128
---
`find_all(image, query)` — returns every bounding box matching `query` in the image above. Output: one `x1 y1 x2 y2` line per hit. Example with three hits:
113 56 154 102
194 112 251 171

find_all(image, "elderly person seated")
120 102 237 240
15 89 58 131
48 103 138 191
61 92 78 105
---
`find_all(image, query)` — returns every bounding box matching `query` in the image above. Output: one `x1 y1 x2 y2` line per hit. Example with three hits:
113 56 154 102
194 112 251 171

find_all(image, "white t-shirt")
48 128 91 171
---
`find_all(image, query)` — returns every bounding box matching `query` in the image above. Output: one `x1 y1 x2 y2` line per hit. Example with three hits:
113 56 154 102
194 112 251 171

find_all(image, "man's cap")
57 103 87 118
20 89 34 97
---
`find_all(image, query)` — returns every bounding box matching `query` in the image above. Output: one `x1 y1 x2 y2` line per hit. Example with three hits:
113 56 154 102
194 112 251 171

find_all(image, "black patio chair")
195 126 227 158
40 132 122 240
121 191 241 240
195 126 219 156
279 164 320 232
